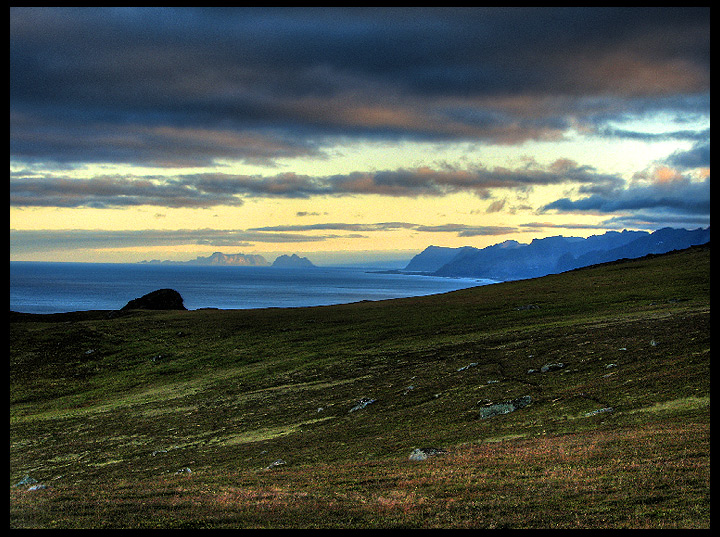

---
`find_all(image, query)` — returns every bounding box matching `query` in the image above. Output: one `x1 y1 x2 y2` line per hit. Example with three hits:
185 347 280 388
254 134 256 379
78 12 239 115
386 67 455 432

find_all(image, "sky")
10 7 710 265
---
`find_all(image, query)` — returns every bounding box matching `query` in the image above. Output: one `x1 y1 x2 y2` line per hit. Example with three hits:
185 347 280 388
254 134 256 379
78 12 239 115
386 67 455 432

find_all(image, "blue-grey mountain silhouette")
405 227 709 281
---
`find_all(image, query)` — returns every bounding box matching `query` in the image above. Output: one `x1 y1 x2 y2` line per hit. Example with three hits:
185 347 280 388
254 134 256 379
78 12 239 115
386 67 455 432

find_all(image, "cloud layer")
10 8 710 257
11 7 709 166
11 159 627 208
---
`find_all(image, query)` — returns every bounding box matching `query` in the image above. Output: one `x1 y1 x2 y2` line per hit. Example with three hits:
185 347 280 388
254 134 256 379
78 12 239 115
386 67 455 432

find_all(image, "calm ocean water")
9 262 495 314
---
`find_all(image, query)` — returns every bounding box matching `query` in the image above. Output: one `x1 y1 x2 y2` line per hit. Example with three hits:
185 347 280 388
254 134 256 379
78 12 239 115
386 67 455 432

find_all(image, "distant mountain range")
404 227 710 281
140 252 270 266
140 251 316 268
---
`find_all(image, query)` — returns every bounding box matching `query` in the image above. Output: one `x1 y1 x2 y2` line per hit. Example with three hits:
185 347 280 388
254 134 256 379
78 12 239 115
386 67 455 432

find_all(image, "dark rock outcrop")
120 289 187 311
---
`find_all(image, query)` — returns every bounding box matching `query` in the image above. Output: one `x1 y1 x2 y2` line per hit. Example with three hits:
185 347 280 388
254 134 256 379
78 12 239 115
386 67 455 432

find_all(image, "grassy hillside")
10 245 710 528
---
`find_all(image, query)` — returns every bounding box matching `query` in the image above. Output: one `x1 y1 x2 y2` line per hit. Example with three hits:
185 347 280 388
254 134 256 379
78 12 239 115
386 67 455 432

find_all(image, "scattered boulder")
120 289 187 311
409 447 448 461
266 459 286 470
14 475 38 487
529 363 566 374
584 407 614 417
478 395 533 419
13 475 47 491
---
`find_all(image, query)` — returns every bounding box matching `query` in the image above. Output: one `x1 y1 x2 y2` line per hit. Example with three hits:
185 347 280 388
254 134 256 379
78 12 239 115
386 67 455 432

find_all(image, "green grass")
10 245 710 528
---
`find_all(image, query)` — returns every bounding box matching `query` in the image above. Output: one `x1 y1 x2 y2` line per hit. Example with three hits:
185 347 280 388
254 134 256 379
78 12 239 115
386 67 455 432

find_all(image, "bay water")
10 262 495 314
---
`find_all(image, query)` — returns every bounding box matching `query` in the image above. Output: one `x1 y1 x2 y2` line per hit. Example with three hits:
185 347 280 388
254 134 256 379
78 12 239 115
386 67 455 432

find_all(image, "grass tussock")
10 245 710 528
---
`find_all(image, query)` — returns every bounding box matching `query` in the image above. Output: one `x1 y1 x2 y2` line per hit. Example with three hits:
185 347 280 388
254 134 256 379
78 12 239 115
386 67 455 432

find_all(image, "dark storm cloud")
666 141 710 170
541 176 710 216
9 173 246 209
10 112 325 167
596 126 709 143
600 213 711 229
10 7 710 166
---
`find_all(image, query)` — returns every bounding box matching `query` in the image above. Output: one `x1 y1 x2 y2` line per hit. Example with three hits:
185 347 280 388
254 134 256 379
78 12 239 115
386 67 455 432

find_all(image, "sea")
9 262 496 315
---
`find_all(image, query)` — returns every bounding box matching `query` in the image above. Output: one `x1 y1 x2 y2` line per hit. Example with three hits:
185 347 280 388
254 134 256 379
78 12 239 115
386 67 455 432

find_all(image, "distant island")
403 226 710 281
140 251 316 268
271 254 316 268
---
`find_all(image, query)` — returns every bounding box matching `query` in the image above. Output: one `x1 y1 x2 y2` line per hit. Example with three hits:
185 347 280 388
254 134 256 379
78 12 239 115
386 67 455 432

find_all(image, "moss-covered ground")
10 245 710 528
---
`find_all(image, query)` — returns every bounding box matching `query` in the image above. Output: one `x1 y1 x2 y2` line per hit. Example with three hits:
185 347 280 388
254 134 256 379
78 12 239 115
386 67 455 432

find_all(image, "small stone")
349 398 376 413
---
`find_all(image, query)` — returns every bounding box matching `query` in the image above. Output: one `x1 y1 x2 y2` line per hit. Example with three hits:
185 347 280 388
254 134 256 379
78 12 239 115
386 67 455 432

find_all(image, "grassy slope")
10 245 710 528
